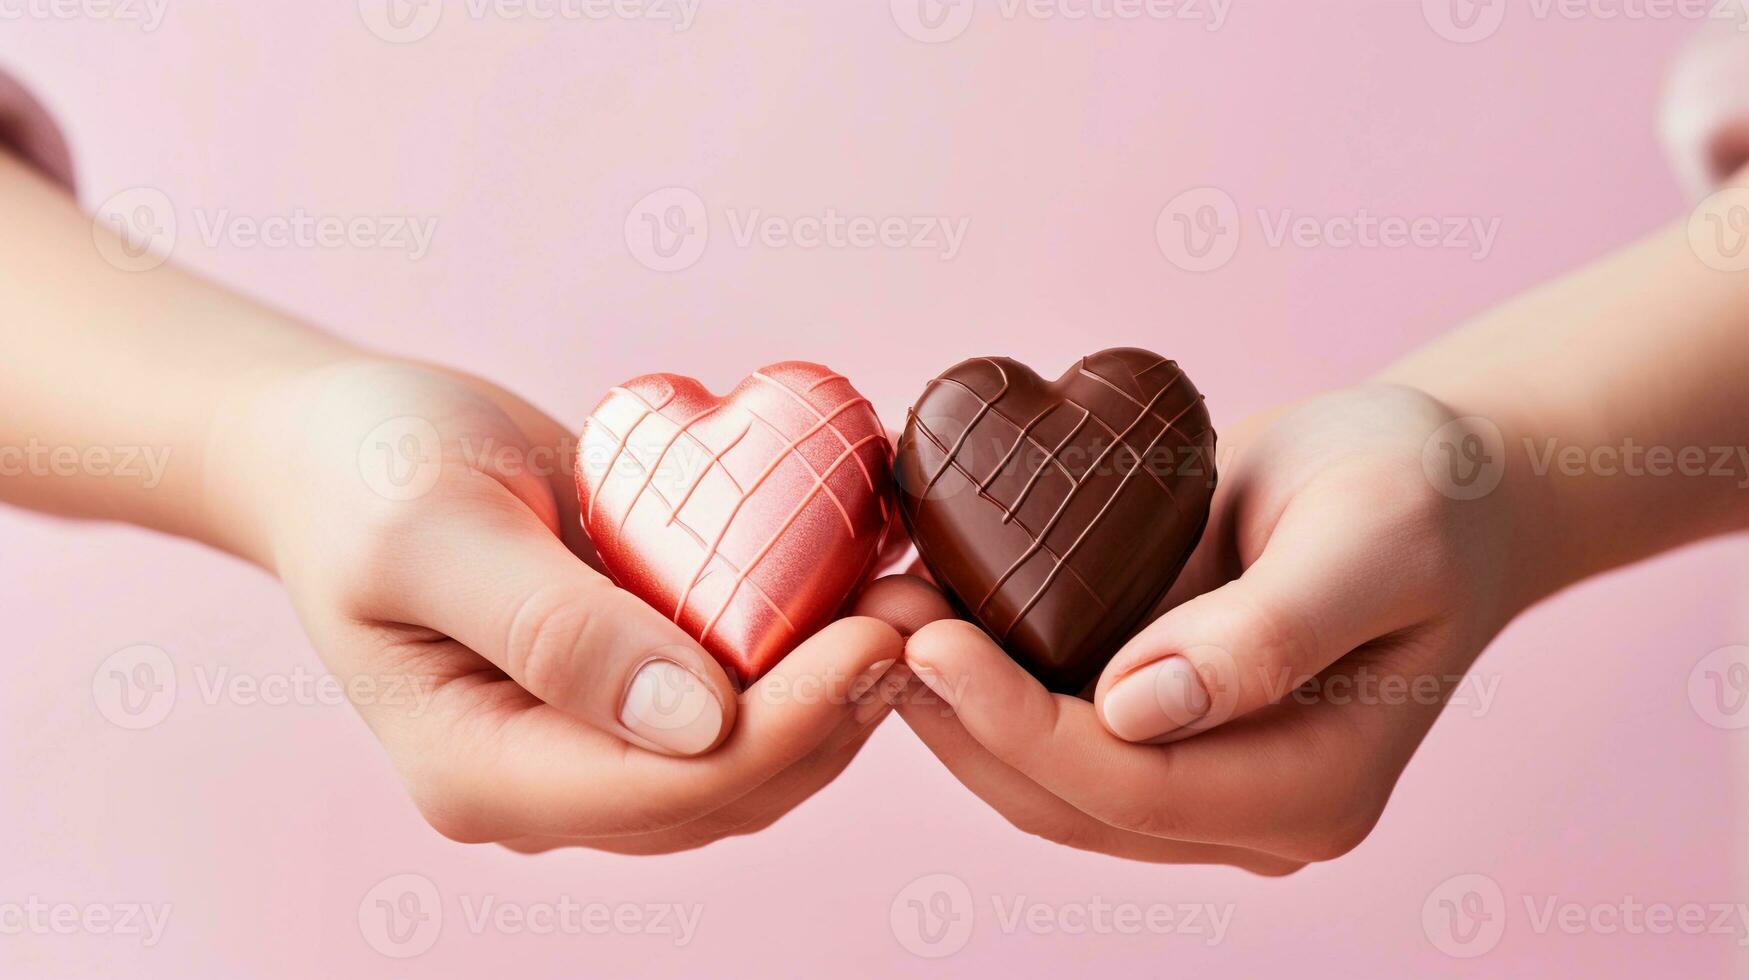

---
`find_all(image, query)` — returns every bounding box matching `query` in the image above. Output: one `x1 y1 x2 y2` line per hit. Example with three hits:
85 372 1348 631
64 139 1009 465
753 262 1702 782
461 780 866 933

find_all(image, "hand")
215 358 909 853
897 384 1525 869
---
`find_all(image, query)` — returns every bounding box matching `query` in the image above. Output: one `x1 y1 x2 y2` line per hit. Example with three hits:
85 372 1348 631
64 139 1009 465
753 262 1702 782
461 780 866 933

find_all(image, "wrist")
1380 380 1573 623
198 326 369 570
1410 380 1609 618
1488 411 1583 615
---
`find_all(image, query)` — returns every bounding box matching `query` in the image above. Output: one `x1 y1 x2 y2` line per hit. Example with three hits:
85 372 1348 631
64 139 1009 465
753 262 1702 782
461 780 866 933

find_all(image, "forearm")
0 151 360 562
1380 211 1749 605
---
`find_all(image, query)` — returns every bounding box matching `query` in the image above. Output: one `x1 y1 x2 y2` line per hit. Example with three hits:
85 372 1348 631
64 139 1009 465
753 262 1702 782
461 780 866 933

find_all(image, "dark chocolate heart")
895 348 1217 694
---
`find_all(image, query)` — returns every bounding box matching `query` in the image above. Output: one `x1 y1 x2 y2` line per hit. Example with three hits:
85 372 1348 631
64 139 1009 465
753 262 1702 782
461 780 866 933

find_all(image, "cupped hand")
896 384 1526 868
217 358 910 853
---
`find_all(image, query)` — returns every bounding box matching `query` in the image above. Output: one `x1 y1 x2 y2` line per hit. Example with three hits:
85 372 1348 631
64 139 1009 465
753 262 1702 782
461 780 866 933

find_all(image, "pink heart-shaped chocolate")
576 362 893 685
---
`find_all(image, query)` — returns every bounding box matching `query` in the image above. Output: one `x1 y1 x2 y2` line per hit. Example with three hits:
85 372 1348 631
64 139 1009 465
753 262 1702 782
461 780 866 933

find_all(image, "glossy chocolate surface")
895 348 1216 693
577 362 893 686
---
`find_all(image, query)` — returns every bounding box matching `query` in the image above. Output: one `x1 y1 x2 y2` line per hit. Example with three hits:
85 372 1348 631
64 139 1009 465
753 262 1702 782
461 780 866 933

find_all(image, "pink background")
3 2 1747 975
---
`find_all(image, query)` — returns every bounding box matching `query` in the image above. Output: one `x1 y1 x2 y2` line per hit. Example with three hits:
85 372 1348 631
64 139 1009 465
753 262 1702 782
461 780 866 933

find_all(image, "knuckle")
504 582 612 702
1247 859 1311 878
1286 780 1388 863
1226 588 1322 683
406 773 500 844
1294 810 1382 864
420 809 497 845
1234 717 1388 864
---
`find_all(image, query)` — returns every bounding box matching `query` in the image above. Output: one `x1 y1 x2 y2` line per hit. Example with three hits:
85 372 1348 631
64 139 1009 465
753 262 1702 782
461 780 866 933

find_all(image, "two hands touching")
6 147 1749 870
235 354 1519 871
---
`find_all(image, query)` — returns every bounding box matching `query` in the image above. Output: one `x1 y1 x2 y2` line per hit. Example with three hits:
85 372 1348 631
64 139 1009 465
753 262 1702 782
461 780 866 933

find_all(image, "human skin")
9 131 1749 868
0 150 922 854
895 175 1749 871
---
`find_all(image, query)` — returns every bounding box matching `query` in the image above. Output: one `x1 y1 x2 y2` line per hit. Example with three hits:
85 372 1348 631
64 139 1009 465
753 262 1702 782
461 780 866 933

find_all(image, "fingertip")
1094 605 1226 744
903 619 1016 710
905 617 998 670
722 615 908 760
609 590 742 752
764 615 905 713
1094 654 1210 744
811 614 905 659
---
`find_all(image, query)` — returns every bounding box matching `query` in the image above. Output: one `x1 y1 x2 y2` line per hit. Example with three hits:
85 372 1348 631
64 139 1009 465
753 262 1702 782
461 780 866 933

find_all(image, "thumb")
1093 489 1432 743
385 497 740 758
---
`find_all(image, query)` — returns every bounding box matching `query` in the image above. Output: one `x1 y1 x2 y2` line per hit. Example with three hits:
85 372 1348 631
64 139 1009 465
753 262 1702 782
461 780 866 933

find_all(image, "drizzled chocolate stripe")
896 348 1217 694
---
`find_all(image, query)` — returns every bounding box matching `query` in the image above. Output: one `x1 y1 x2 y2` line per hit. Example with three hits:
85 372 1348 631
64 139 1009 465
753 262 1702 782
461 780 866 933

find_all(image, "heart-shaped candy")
895 348 1216 694
576 362 893 685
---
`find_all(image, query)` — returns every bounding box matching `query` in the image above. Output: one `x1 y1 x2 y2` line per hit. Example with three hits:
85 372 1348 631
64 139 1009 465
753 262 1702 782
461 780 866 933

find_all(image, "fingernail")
910 663 957 708
853 661 903 725
620 659 725 755
850 659 897 703
1101 655 1209 742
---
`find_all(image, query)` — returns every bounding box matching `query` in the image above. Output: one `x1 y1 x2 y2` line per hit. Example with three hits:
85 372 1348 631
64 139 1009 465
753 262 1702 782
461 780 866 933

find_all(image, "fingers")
686 615 902 797
896 679 1303 873
1094 480 1438 743
867 573 1290 866
850 574 957 637
903 618 1402 862
497 697 894 856
411 615 905 840
384 492 738 757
